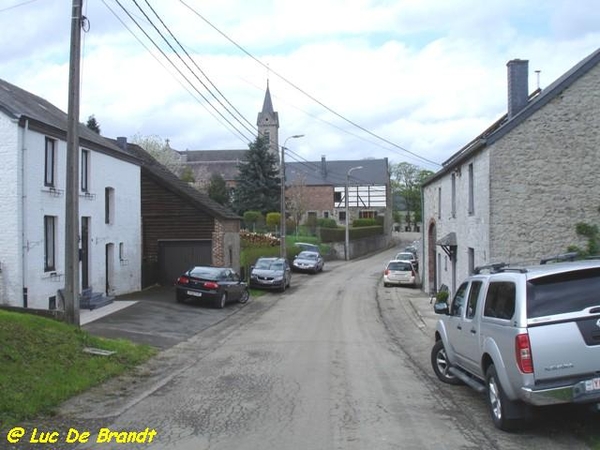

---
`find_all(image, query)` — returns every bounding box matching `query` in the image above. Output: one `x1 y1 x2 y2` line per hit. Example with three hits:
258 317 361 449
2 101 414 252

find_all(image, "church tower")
256 81 280 160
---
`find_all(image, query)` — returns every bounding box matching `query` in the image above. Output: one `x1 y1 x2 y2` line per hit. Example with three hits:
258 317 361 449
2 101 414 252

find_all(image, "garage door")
158 240 212 285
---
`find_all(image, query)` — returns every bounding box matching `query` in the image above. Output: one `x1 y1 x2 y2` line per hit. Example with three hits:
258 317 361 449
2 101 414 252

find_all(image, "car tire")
215 292 227 309
485 364 521 431
239 289 249 304
431 340 462 385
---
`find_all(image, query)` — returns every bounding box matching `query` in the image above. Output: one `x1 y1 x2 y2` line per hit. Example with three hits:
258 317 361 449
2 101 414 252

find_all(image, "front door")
81 217 90 290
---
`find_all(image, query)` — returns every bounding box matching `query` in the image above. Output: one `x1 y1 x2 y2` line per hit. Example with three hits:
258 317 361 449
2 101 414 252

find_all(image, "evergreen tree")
233 136 280 215
86 115 101 134
208 173 229 206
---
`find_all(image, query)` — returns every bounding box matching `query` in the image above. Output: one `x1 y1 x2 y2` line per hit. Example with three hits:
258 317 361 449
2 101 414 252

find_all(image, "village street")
21 245 595 450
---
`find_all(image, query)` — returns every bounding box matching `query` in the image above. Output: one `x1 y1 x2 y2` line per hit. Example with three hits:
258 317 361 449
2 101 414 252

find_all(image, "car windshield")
298 252 317 260
395 253 414 260
388 261 412 271
255 260 283 270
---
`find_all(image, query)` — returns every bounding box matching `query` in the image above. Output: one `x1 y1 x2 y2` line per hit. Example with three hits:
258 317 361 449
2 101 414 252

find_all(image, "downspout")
420 185 425 290
21 119 28 307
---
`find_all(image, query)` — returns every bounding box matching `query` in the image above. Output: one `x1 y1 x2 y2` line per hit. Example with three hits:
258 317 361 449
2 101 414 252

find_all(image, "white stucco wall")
1 120 141 310
0 114 23 306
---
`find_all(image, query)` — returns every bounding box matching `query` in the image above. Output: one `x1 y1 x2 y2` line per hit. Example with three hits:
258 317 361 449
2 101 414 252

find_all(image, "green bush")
266 212 281 232
317 218 338 228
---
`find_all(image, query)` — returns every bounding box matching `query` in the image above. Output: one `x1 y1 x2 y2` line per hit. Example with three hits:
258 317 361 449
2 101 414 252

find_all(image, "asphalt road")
14 246 599 449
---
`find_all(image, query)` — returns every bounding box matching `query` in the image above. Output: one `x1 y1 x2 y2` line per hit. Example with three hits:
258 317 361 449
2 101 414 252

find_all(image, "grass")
0 309 156 428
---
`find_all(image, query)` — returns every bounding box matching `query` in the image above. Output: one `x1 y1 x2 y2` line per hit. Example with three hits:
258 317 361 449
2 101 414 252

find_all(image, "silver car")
383 259 416 287
292 251 324 274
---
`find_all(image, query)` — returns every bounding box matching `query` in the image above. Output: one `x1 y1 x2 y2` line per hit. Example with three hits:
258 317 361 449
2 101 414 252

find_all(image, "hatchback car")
249 257 292 291
292 251 324 274
395 251 419 272
383 259 417 287
175 266 249 308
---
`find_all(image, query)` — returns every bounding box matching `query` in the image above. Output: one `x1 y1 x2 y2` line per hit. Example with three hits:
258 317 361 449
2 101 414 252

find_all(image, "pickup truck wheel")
485 364 520 431
431 340 462 385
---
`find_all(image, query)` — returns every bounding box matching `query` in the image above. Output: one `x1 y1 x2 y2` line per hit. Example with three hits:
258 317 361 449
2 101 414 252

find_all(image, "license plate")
585 377 600 392
187 290 202 297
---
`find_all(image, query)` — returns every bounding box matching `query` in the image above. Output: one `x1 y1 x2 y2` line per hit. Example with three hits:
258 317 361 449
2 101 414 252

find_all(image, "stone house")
421 48 600 295
0 78 142 310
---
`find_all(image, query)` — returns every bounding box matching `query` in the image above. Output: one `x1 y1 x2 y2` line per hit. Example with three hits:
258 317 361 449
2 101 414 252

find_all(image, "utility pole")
64 0 83 325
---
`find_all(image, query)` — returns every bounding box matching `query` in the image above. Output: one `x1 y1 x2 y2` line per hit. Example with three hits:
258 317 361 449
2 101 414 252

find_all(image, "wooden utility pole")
64 0 83 325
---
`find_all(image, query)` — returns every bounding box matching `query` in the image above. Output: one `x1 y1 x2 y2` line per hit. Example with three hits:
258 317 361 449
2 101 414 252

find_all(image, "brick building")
422 48 600 294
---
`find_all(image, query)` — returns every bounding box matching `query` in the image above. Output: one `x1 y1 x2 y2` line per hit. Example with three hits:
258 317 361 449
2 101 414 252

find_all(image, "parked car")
175 266 249 309
395 251 419 271
249 257 292 291
294 242 320 253
292 251 324 274
383 260 417 287
431 258 600 431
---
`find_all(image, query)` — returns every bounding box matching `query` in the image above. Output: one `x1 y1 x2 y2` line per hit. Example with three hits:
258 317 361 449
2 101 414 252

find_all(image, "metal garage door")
158 240 212 285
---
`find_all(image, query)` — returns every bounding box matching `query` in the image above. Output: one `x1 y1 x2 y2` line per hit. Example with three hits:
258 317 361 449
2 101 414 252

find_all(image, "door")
454 280 484 375
81 217 90 290
105 243 115 295
158 240 212 285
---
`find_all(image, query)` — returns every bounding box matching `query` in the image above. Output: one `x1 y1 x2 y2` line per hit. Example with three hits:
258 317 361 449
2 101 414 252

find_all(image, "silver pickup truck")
431 259 600 430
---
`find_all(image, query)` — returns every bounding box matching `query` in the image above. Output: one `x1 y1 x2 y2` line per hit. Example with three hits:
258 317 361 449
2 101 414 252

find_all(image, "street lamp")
345 166 363 261
280 134 304 259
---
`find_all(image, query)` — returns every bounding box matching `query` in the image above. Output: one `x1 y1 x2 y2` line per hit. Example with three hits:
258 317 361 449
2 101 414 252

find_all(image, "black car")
249 257 292 291
175 266 249 308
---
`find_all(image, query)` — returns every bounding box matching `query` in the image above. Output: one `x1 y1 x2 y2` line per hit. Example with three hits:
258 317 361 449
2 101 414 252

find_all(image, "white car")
292 251 324 274
383 259 416 287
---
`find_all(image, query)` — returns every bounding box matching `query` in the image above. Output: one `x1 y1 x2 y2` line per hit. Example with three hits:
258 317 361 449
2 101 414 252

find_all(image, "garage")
158 240 212 285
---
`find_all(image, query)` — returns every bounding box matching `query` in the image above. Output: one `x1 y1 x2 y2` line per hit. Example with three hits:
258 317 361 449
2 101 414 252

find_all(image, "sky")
1 0 599 171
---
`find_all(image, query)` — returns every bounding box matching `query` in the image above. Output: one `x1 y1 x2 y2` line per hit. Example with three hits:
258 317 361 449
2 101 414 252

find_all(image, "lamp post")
280 134 304 259
345 166 363 261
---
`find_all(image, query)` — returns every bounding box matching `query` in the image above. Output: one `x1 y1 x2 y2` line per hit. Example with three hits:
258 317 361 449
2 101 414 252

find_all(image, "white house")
0 78 142 311
422 48 600 295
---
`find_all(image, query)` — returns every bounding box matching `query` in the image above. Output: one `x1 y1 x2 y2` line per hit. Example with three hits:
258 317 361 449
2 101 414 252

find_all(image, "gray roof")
286 158 389 186
0 78 137 164
180 149 247 162
423 47 600 186
115 140 240 220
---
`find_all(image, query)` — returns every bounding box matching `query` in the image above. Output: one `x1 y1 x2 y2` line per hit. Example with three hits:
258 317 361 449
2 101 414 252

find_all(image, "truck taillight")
516 333 533 374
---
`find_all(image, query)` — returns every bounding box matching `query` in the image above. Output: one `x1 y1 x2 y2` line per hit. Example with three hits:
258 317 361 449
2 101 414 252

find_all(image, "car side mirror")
433 301 449 315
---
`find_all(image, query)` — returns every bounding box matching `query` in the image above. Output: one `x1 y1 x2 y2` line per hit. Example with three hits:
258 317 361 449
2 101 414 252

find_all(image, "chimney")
116 136 127 151
321 155 327 178
507 59 529 119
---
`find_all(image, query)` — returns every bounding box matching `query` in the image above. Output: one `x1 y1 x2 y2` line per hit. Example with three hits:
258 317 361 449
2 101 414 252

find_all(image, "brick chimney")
507 59 529 119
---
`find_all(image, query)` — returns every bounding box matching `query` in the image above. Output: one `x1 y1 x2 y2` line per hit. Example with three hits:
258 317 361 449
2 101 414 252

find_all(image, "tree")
233 136 280 215
207 173 229 206
287 174 308 235
86 115 101 134
391 162 434 230
266 212 281 233
180 166 196 183
132 133 182 176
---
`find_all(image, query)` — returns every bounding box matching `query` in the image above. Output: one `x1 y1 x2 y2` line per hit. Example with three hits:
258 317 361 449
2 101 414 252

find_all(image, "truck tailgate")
528 317 600 381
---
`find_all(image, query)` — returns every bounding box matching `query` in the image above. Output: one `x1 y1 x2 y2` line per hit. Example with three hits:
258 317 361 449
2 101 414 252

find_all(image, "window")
81 149 90 192
468 163 474 215
468 248 475 275
359 210 376 219
105 187 115 224
333 191 342 203
450 282 468 317
484 282 516 320
438 187 441 219
323 211 329 219
119 242 124 261
466 281 483 319
339 211 346 222
451 173 456 218
264 130 270 145
44 216 56 271
44 137 56 187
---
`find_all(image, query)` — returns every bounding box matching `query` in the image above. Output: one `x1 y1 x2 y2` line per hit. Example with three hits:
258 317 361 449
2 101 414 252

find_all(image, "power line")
109 0 255 143
178 0 441 168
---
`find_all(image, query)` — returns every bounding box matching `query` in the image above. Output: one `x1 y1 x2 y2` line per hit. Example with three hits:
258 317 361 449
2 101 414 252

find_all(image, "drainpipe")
21 119 29 307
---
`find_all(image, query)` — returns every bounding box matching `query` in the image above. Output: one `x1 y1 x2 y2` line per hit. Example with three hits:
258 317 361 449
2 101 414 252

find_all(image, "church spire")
257 81 279 159
261 80 274 114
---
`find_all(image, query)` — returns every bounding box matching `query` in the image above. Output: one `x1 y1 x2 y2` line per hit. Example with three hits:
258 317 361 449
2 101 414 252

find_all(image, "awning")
437 232 457 259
